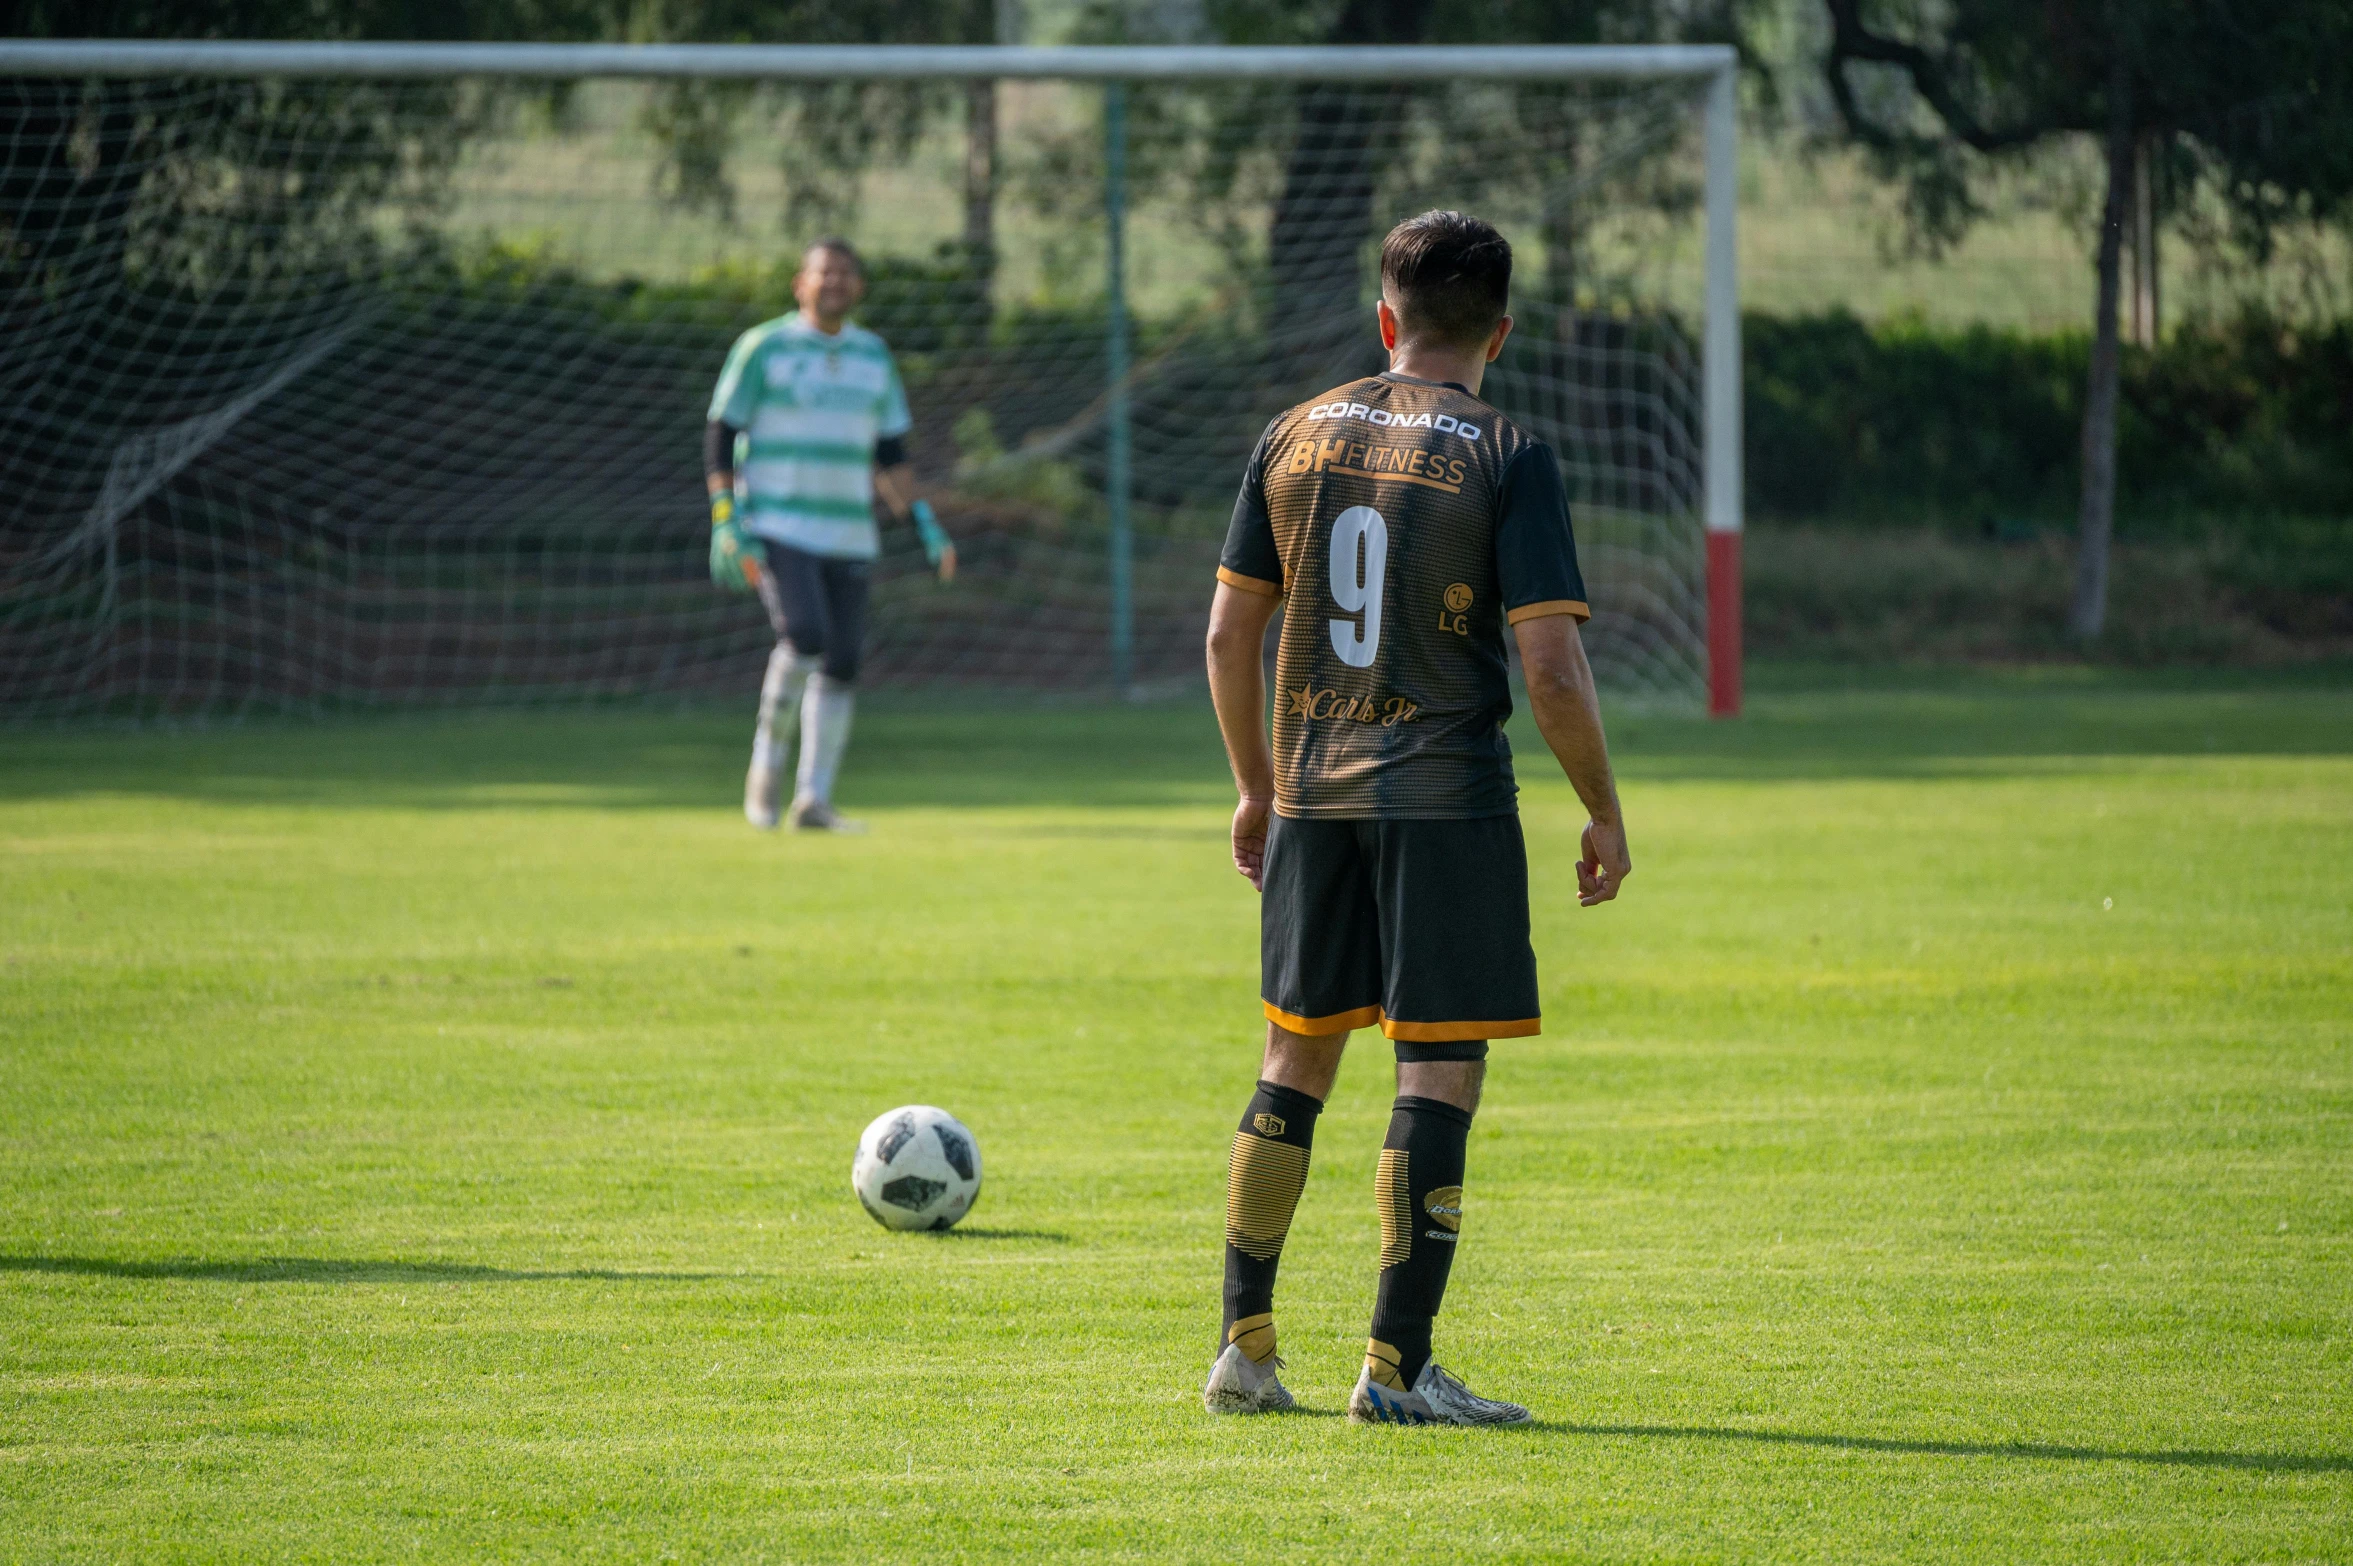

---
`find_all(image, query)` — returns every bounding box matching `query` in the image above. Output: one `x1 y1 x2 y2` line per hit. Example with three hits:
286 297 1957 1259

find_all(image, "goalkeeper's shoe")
1202 1342 1295 1415
744 743 784 830
1348 1359 1531 1426
787 796 867 834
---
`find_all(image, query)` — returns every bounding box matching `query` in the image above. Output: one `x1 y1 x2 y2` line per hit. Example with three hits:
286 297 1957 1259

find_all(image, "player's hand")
708 494 765 593
911 499 956 583
1578 818 1631 906
1232 794 1271 892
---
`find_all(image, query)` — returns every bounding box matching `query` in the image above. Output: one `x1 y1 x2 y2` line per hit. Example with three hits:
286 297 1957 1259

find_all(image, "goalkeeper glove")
911 498 955 581
708 492 765 592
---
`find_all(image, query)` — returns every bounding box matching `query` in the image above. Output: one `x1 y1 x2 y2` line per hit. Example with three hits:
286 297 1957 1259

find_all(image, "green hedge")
431 243 2353 527
1745 310 2353 526
130 236 2353 533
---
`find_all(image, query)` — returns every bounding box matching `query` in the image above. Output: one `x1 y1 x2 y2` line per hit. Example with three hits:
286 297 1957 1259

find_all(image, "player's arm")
703 417 764 593
704 418 739 501
872 356 953 582
873 448 954 583
1495 440 1628 905
1513 613 1630 906
1208 419 1288 891
1207 580 1281 891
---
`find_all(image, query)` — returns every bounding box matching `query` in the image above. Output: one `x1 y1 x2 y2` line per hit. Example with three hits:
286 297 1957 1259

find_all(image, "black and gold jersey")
1218 371 1588 819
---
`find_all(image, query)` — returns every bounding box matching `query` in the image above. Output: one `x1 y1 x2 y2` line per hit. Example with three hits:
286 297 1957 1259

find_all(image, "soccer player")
705 238 956 832
1200 211 1631 1426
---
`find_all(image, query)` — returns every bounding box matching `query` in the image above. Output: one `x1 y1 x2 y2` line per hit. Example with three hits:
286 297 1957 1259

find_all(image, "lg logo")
1437 582 1474 636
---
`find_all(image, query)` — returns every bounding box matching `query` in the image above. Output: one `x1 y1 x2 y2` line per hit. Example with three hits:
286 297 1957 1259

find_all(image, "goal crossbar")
0 40 1735 83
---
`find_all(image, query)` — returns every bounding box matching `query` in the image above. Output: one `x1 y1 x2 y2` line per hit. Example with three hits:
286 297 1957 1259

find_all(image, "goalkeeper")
705 238 955 832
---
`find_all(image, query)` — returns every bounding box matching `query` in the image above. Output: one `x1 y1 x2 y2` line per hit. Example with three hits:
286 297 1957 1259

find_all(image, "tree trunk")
1267 82 1405 365
963 78 996 306
1264 0 1433 380
2070 63 2134 644
1540 160 1580 318
2129 131 2158 346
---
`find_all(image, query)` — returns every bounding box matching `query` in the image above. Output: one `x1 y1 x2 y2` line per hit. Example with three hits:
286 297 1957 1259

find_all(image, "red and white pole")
1702 62 1742 718
1707 530 1741 716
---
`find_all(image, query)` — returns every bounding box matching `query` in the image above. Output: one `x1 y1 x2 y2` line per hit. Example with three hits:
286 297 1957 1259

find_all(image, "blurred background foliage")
5 0 2348 664
1746 310 2353 525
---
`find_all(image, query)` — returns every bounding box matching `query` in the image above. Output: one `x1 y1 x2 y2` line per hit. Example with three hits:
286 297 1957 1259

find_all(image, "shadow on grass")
986 824 1225 842
0 703 1232 814
1540 1421 2352 1474
0 1255 745 1284
917 1227 1071 1243
1603 667 2353 784
3 669 2348 812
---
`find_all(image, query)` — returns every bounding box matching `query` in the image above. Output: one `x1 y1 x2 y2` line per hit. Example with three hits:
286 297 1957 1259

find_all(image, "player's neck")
799 309 850 336
1385 344 1487 398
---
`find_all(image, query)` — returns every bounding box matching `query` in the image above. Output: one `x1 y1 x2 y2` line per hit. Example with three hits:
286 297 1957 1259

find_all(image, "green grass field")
3 670 2349 1561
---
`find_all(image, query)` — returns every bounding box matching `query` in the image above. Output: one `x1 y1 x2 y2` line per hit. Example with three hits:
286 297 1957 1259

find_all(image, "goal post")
1703 60 1743 719
0 39 1742 718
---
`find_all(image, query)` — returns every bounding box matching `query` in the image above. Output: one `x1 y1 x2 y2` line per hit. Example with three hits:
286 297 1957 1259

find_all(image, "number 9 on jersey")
1328 505 1389 668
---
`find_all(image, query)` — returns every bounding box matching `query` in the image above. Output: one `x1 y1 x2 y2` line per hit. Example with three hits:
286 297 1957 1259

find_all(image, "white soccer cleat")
745 743 784 830
1203 1342 1296 1415
1348 1360 1532 1426
787 796 867 834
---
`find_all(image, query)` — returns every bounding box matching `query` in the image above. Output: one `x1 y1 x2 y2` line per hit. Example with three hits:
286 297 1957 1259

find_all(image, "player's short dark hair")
802 236 864 275
1380 211 1512 348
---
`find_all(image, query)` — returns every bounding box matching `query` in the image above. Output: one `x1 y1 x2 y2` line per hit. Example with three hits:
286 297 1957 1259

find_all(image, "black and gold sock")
1220 1079 1324 1363
1363 1094 1473 1393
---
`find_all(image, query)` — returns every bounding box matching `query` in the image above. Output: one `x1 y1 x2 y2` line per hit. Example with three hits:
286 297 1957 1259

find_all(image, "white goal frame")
0 39 1745 714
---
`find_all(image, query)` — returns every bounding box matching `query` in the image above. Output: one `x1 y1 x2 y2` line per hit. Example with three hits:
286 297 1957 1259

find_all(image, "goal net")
0 45 1732 719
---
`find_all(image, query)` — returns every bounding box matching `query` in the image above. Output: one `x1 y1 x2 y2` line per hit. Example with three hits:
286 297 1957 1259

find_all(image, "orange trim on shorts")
1217 566 1283 597
1263 1000 1383 1036
1506 599 1591 625
1381 1016 1542 1043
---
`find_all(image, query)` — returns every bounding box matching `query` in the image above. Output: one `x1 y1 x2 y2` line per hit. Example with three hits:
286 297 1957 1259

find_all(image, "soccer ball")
852 1105 982 1231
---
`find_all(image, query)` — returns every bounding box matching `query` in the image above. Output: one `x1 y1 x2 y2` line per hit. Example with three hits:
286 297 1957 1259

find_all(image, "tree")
0 0 1000 416
1221 0 1436 368
1159 0 1753 376
0 0 610 530
630 0 1002 290
1820 0 2353 641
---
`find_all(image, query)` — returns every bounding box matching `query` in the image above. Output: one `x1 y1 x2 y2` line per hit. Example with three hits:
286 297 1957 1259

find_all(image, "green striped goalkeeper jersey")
708 312 913 560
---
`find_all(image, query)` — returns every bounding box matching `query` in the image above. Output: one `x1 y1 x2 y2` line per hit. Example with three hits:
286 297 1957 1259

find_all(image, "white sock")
754 647 818 767
795 674 856 806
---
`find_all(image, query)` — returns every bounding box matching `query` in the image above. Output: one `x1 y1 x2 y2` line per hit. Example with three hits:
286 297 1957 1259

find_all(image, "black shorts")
1260 813 1540 1044
755 540 870 683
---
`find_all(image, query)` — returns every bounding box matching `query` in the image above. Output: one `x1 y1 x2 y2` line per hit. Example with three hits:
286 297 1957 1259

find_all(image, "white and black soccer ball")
852 1105 982 1231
